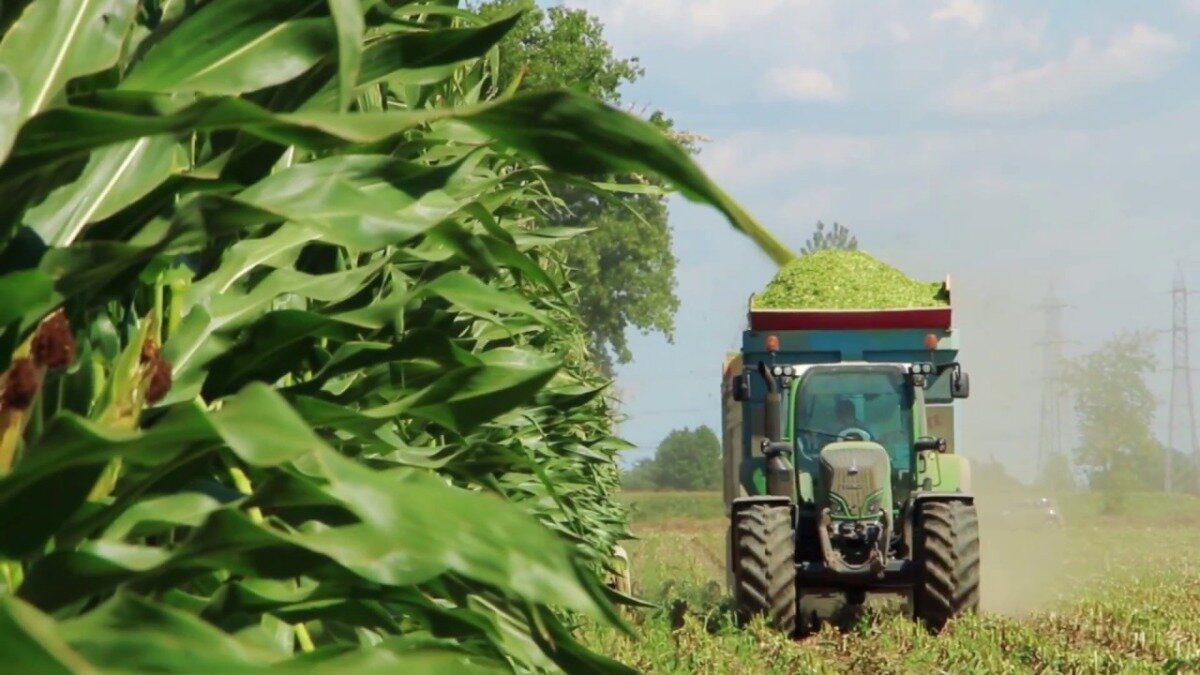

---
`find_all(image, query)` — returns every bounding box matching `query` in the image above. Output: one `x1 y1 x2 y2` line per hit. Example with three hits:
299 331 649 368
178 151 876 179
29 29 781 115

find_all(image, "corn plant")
0 0 788 671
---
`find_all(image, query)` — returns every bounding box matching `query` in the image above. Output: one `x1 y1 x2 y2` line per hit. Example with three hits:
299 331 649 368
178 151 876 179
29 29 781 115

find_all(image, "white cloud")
568 0 790 40
931 0 985 29
770 188 840 225
998 16 1049 51
944 24 1183 115
701 132 874 186
761 66 845 102
889 22 914 43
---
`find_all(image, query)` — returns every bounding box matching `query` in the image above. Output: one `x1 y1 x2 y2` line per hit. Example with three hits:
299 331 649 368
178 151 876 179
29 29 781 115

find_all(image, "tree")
477 1 642 100
477 0 682 373
801 221 858 255
1066 332 1162 507
622 426 722 490
620 457 660 491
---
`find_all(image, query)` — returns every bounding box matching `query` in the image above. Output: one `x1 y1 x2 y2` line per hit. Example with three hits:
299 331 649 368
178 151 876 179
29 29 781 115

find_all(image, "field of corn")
0 1 799 672
581 491 1200 674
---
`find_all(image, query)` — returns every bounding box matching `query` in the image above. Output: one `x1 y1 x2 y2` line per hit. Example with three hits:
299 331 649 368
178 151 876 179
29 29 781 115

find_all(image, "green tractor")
721 292 979 634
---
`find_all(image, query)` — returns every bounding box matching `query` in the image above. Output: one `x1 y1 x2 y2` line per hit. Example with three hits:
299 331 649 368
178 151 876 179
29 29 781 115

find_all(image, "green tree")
477 0 683 373
620 457 660 491
624 426 721 490
1066 332 1161 508
801 221 858 255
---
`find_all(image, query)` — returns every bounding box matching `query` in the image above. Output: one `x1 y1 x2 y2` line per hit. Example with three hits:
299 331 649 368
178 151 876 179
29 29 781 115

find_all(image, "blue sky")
553 0 1200 481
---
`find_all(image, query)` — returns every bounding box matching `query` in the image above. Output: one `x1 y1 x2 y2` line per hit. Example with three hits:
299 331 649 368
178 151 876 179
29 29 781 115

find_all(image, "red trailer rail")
747 277 953 331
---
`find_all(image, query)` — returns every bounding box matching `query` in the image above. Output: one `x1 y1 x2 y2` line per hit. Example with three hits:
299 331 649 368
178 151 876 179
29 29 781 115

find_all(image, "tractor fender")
910 492 974 506
915 451 972 493
954 455 973 493
731 495 793 514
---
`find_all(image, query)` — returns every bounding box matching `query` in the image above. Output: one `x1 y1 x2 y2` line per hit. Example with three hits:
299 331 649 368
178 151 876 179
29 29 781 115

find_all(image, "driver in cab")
834 398 869 441
832 398 907 481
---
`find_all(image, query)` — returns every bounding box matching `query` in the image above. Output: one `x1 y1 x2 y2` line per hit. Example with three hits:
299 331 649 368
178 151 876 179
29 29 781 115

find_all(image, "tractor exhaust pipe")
758 362 793 499
758 361 781 442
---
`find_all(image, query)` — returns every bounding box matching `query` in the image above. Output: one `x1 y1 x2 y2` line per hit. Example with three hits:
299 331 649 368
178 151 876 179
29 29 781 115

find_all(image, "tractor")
721 285 980 634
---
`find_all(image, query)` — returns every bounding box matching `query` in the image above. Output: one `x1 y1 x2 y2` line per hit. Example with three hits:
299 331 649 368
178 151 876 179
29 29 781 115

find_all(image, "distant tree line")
622 426 722 491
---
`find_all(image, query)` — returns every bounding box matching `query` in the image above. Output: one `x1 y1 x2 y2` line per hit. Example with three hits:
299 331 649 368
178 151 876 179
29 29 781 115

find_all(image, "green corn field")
0 1 784 671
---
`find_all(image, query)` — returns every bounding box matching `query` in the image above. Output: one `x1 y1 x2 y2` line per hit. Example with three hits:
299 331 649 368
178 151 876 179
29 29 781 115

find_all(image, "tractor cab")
790 363 919 510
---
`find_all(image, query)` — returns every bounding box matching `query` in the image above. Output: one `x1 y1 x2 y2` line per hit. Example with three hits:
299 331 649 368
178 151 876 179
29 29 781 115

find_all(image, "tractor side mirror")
731 372 750 401
951 370 970 399
914 436 947 453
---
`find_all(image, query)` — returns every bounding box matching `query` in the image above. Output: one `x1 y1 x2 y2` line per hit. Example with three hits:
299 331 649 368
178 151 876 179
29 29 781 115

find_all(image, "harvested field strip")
589 491 1200 674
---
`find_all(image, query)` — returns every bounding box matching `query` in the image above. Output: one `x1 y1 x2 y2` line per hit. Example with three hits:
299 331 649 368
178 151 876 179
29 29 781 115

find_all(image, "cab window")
793 366 913 471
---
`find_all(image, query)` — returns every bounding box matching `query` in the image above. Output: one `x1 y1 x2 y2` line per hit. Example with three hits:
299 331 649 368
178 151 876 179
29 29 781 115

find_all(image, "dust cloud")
975 492 1075 615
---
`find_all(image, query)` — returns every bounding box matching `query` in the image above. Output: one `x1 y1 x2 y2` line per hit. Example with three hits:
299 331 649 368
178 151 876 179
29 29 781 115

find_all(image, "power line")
1166 264 1199 493
1035 287 1071 477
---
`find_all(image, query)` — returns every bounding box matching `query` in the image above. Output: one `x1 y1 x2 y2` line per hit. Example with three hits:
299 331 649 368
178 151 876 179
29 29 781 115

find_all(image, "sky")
553 0 1200 482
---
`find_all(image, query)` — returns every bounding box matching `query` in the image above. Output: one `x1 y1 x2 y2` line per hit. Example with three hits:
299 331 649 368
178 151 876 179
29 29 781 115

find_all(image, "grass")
620 490 727 522
583 489 1200 673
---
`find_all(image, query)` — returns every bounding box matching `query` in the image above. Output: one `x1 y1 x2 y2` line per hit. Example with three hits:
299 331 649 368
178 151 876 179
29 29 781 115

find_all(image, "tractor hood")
818 441 892 521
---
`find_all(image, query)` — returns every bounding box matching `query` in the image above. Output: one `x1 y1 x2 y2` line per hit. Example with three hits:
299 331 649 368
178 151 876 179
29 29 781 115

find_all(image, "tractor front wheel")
913 500 981 632
733 504 796 634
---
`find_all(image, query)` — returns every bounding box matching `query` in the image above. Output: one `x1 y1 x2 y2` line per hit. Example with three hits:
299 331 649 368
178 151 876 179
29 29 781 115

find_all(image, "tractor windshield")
792 366 913 472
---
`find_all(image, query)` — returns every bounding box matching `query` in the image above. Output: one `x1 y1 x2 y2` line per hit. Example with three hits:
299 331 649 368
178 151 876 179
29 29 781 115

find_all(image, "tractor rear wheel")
733 504 796 634
913 500 980 632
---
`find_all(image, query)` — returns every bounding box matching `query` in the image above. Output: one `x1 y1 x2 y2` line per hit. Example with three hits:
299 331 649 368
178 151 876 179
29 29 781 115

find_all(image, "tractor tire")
733 504 796 634
913 500 981 632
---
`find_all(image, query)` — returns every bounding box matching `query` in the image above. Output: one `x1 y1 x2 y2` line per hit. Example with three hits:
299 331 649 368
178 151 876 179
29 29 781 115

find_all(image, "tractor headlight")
783 365 794 376
772 365 783 376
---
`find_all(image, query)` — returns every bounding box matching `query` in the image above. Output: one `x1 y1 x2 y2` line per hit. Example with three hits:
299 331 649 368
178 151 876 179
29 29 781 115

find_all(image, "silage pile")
752 250 948 309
